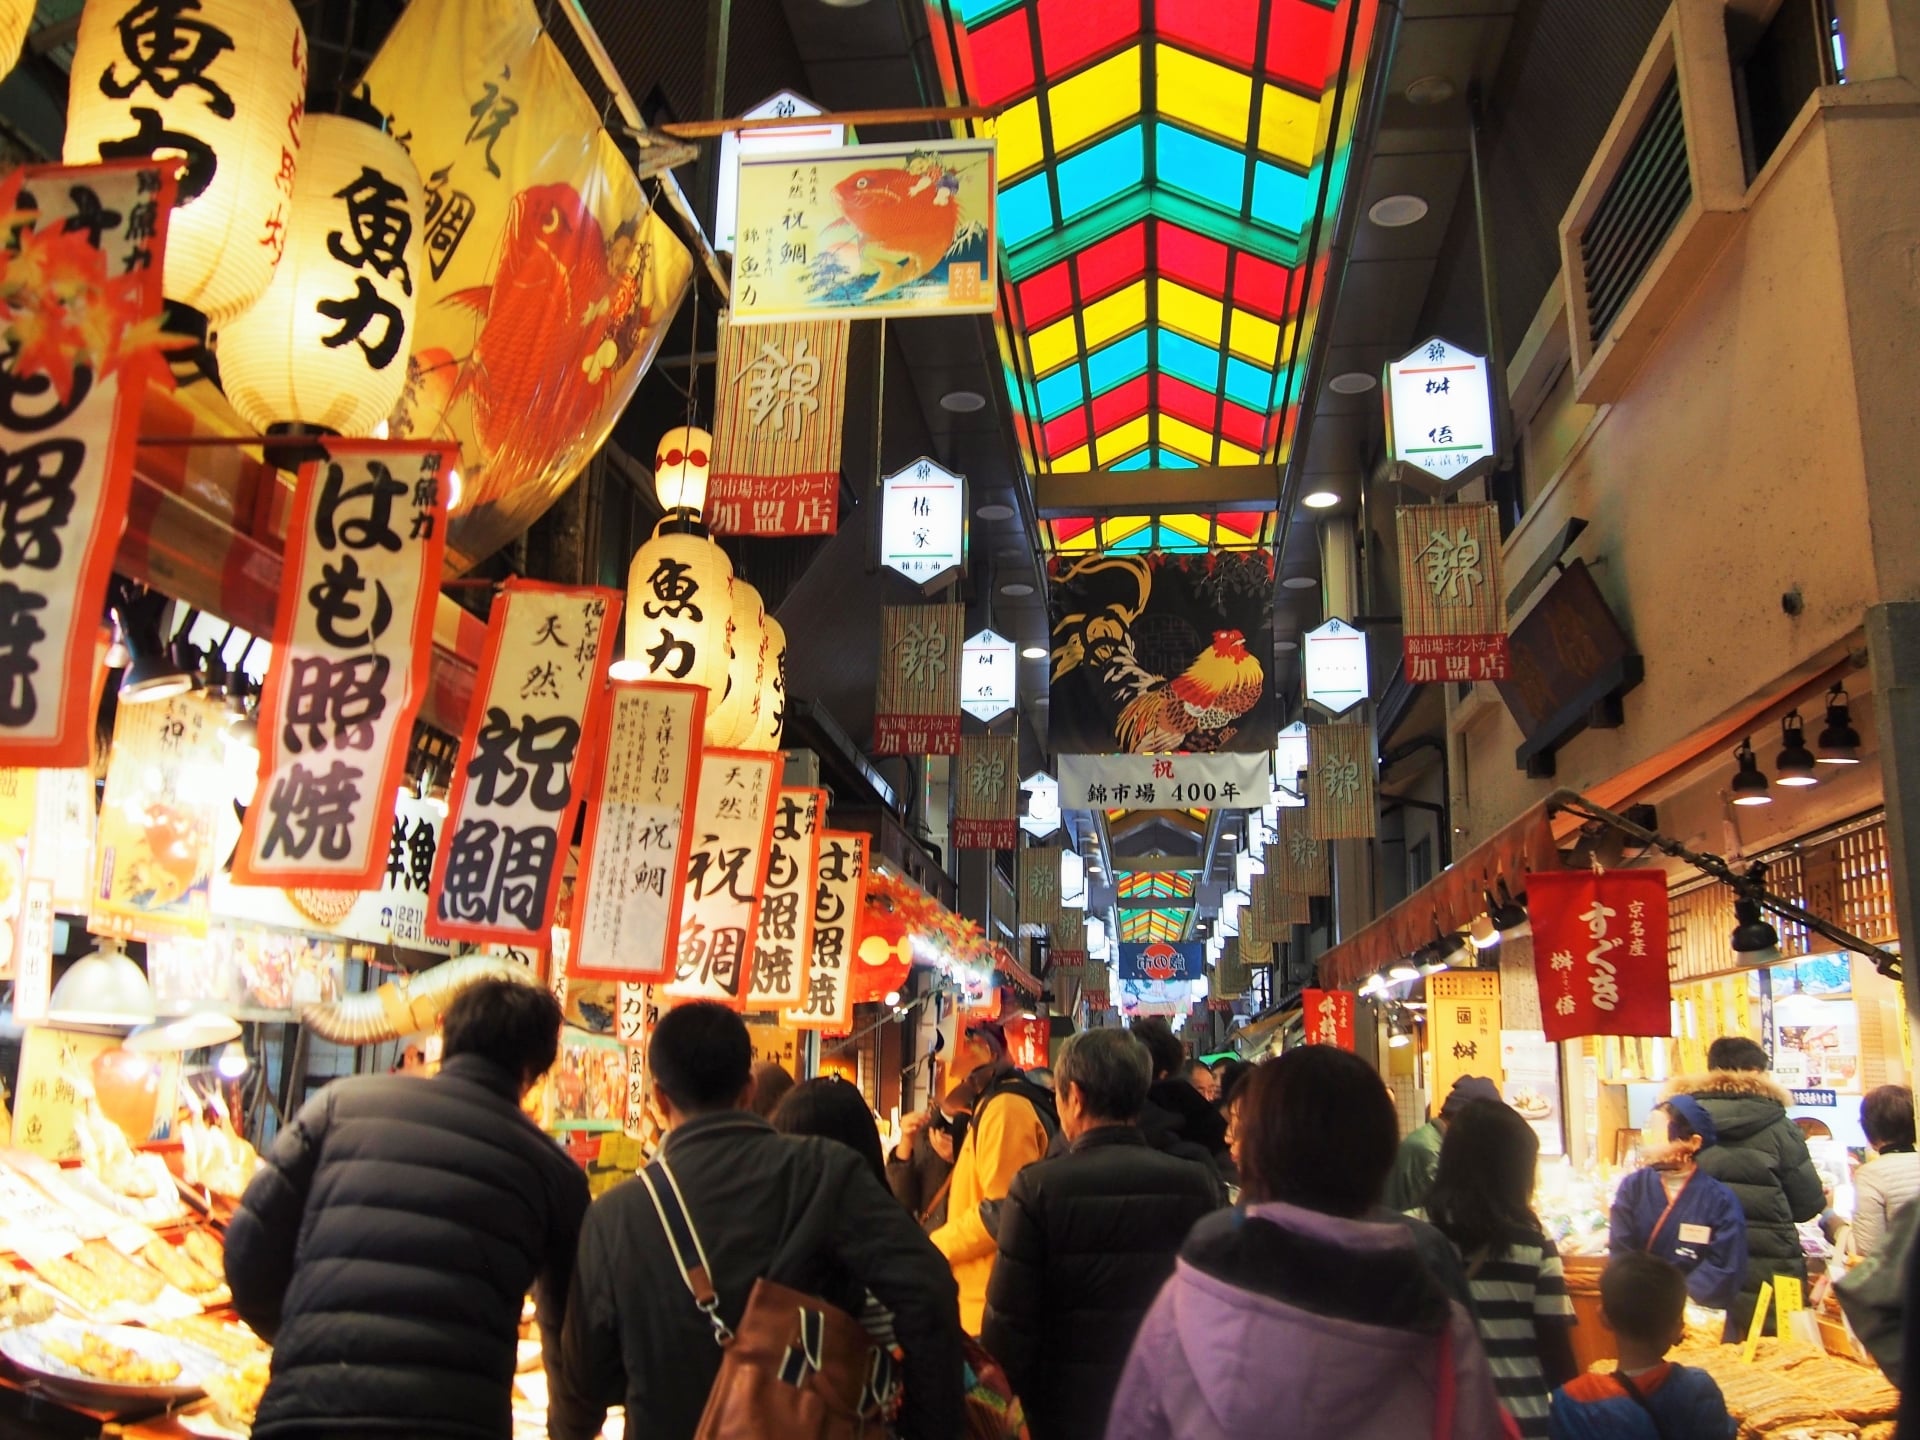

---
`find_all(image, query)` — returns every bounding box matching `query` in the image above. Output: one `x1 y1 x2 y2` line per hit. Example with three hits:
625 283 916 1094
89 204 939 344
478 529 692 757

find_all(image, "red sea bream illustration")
832 161 965 300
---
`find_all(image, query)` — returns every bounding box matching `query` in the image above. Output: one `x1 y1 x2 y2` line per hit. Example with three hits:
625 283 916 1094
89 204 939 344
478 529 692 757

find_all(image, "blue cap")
1662 1093 1718 1148
1440 1075 1503 1118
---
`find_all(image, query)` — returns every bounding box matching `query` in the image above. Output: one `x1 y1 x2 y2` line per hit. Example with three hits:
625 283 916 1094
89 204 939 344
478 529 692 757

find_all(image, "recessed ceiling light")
941 389 987 413
1328 371 1376 395
1000 581 1035 597
977 502 1014 520
1020 646 1047 659
1302 489 1340 509
1368 194 1429 228
1405 74 1456 105
1281 576 1318 590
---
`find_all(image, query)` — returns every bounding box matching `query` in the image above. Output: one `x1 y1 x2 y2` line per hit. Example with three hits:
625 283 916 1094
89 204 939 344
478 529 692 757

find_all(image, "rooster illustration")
1115 629 1264 753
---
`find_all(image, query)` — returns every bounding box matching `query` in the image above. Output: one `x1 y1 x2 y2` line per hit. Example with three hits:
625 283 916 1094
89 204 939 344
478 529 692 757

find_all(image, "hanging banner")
1215 936 1250 1000
732 138 997 324
664 749 780 1008
1082 983 1110 1013
745 787 823 1011
1397 503 1511 684
1303 988 1356 1049
1118 941 1205 983
1428 970 1503 1100
954 735 1017 850
568 681 704 982
787 831 868 1032
1004 1013 1048 1070
1529 869 1673 1044
1302 618 1370 716
1275 809 1330 895
363 0 695 571
429 580 620 947
1050 908 1087 973
1249 865 1308 941
234 444 452 888
1056 753 1271 811
0 159 177 767
873 603 963 755
1306 723 1376 840
1238 928 1274 971
706 318 849 537
1019 845 1064 934
1048 552 1277 754
91 693 226 941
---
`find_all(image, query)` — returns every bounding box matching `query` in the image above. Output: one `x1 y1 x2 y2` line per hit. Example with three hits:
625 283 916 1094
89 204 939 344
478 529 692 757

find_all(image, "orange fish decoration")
833 162 963 301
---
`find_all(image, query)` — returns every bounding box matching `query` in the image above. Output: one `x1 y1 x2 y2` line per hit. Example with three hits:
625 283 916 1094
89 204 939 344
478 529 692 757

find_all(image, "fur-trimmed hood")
1661 1069 1793 1106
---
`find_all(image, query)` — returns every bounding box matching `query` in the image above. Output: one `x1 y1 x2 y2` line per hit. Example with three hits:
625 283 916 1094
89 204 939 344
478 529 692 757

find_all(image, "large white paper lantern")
614 521 733 704
705 581 765 748
217 113 422 435
66 0 308 325
743 613 787 752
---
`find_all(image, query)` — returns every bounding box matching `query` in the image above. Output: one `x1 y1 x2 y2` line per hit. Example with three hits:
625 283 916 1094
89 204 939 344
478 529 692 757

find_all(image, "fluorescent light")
1302 489 1340 509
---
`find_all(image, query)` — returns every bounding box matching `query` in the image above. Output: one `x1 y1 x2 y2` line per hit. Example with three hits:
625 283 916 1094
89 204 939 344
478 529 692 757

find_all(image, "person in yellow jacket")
929 1024 1052 1334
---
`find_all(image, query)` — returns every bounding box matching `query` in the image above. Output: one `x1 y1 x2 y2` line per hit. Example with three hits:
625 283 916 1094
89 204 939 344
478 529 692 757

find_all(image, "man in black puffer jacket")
227 980 588 1440
982 1028 1222 1440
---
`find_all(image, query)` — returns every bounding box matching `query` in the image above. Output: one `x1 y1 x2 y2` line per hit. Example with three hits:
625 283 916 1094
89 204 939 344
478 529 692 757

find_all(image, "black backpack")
973 1073 1059 1240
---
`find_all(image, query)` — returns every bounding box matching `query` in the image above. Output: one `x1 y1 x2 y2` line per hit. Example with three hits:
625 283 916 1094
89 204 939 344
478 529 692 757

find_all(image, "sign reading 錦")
1397 503 1510 684
1019 845 1065 934
665 750 780 1008
1529 869 1672 1045
880 459 967 589
236 444 453 889
873 603 963 755
1117 941 1205 983
745 787 823 1011
568 682 704 983
786 831 868 1032
1250 863 1309 939
732 138 996 324
706 318 850 537
1385 336 1495 495
954 736 1017 850
1057 753 1271 812
960 628 1016 723
715 91 843 256
1302 988 1355 1049
430 581 620 948
1302 618 1370 716
1273 808 1330 895
1306 724 1376 840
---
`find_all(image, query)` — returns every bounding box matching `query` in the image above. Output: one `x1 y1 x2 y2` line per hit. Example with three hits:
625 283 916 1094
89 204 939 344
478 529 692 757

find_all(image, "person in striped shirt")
1423 1098 1579 1438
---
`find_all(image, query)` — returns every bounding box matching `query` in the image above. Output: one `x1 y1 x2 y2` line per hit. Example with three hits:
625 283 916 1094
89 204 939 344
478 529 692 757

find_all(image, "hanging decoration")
785 831 868 1032
1274 809 1329 895
852 884 913 1006
1018 844 1065 935
428 580 620 949
1302 988 1355 1050
1397 502 1511 684
744 788 823 1012
706 317 850 536
1306 723 1375 840
363 0 694 570
567 681 704 983
743 613 787 752
618 520 734 705
65 0 307 326
91 693 227 941
873 602 963 755
1050 909 1087 976
702 580 765 748
0 159 178 767
1529 869 1673 1045
217 113 425 437
664 749 780 1009
233 443 451 888
953 735 1017 850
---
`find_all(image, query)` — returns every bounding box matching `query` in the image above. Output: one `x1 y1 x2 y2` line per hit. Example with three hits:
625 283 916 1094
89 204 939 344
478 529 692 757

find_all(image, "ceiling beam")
1034 465 1279 516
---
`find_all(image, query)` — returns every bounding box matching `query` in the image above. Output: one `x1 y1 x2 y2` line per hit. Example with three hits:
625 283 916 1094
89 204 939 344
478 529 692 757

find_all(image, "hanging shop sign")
1274 720 1310 802
1056 752 1271 811
1214 937 1250 1000
0 768 99 916
954 735 1017 850
1428 970 1503 1099
716 91 843 255
1250 863 1309 940
1302 988 1356 1050
1384 336 1495 495
1397 502 1510 684
1003 1014 1048 1070
707 318 850 537
880 458 968 589
1306 723 1376 840
1238 928 1274 971
1274 808 1329 895
1018 845 1065 934
1302 618 1370 716
664 750 780 1008
92 693 226 941
732 138 997 324
0 159 177 769
1117 941 1204 983
745 787 823 1011
1049 551 1277 755
873 602 963 755
1120 977 1188 1019
1496 559 1644 776
429 580 619 948
960 628 1016 724
786 830 868 1033
567 681 704 982
1528 868 1673 1045
1050 908 1087 975
363 0 695 571
1082 983 1111 1013
234 443 452 889
1019 771 1061 839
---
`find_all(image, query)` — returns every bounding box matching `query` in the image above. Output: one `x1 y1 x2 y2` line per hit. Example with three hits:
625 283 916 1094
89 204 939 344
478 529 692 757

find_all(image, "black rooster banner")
1047 553 1278 755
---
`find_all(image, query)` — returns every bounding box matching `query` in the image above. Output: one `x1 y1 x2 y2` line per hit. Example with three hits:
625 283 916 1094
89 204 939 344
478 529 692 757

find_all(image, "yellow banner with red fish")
732 139 997 324
362 0 694 572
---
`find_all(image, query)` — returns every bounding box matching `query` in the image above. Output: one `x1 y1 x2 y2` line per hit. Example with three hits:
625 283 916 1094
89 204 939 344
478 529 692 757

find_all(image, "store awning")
1319 802 1566 991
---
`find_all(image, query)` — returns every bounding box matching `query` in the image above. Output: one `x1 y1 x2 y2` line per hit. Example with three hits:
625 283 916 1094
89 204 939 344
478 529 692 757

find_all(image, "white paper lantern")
615 522 733 704
0 0 32 84
704 580 765 748
655 425 711 514
66 0 308 325
217 113 422 436
743 613 787 752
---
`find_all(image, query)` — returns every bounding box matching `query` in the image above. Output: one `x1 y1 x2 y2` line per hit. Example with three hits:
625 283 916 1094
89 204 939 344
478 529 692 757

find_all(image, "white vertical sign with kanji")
786 831 867 1033
745 787 823 1011
1385 336 1496 495
663 749 780 1009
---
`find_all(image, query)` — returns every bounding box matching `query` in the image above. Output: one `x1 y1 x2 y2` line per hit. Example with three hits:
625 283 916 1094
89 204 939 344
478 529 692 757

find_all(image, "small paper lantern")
656 425 711 513
616 522 733 702
216 113 422 435
66 0 308 325
744 613 787 752
0 0 31 83
704 580 765 748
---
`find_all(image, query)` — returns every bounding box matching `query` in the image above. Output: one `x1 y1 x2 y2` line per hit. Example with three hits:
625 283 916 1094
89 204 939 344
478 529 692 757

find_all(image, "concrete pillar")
1318 516 1360 620
1866 603 1920 1020
1833 0 1920 83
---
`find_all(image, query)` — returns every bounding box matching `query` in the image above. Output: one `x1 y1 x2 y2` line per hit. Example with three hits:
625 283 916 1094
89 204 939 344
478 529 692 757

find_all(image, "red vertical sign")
1302 988 1356 1050
1529 869 1672 1044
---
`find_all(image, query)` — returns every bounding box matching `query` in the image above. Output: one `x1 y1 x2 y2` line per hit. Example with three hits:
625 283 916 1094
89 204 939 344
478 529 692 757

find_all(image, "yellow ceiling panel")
1083 281 1148 349
1258 84 1320 170
1161 513 1213 544
994 96 1046 178
1029 316 1080 375
1053 444 1093 472
1048 47 1143 153
1156 46 1252 145
1159 415 1217 461
1156 280 1223 343
1218 438 1261 465
1093 414 1151 466
1228 306 1282 364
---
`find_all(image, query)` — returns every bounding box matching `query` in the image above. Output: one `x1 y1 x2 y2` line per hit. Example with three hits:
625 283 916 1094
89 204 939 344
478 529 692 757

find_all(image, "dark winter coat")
1666 1070 1824 1325
980 1125 1221 1440
551 1110 964 1440
225 1055 589 1440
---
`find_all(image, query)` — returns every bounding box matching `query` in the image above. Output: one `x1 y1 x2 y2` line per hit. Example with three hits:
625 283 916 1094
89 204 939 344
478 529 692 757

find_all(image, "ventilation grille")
1579 73 1692 346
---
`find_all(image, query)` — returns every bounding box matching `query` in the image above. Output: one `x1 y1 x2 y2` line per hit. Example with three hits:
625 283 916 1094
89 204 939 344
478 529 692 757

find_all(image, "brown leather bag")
640 1160 899 1440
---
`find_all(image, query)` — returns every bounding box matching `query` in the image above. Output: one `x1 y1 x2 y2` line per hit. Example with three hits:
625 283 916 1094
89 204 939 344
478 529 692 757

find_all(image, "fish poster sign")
364 0 695 572
1048 552 1278 756
732 139 997 324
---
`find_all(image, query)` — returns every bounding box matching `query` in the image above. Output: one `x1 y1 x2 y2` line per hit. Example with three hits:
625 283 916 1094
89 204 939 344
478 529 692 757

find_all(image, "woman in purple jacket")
1105 1049 1507 1440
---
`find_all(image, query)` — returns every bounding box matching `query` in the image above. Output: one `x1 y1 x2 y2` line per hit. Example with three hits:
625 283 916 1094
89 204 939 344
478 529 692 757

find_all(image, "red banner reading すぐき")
1529 869 1672 1045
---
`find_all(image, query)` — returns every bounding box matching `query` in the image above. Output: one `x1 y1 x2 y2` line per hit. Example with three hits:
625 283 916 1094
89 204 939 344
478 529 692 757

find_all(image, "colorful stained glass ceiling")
1117 870 1196 902
930 0 1374 477
1120 907 1186 943
1043 510 1276 555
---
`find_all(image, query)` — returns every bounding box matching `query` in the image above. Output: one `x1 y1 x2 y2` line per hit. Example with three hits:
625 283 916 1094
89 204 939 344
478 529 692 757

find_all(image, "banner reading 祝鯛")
1397 503 1511 684
664 750 779 1009
954 735 1017 850
745 787 823 1011
706 319 849 537
786 831 868 1033
874 603 962 756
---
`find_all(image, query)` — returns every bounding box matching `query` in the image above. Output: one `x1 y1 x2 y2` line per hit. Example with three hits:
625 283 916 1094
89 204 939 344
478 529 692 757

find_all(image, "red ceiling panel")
1018 263 1075 328
1157 222 1230 296
970 12 1039 104
1232 250 1294 319
1090 374 1151 432
1265 1 1338 94
1075 222 1148 302
1157 0 1262 68
1035 0 1142 76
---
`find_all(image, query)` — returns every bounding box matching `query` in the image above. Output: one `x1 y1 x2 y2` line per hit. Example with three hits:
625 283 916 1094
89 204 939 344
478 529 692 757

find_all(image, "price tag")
1773 1273 1803 1321
1741 1281 1774 1364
